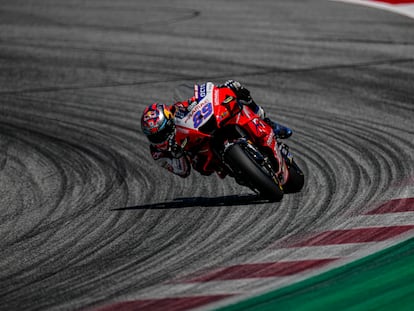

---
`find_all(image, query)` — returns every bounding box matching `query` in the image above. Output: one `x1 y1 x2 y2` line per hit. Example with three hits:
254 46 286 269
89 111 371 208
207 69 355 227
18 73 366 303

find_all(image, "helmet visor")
148 126 172 144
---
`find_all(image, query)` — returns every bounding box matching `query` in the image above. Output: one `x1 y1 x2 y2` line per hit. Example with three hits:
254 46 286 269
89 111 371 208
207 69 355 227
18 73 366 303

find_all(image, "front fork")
223 138 281 187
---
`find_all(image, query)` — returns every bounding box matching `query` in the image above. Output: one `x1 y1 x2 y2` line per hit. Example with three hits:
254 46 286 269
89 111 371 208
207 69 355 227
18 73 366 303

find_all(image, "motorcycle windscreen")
173 83 194 103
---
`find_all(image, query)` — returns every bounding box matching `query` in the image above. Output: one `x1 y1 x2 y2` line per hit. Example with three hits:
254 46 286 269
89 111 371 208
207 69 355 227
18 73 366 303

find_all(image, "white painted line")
322 211 414 230
251 243 374 263
250 237 413 265
331 0 414 19
124 277 297 299
395 186 414 199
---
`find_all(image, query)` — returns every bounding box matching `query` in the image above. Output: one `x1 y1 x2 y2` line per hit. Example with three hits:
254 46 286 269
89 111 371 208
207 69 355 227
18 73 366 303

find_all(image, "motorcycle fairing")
174 83 288 182
175 82 215 131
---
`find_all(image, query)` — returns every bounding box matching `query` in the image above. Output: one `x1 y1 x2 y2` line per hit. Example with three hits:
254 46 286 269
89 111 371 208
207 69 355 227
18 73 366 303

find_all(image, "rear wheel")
224 143 284 202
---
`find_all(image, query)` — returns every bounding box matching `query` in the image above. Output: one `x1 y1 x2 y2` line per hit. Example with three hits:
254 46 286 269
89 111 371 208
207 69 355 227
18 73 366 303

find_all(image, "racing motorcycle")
173 82 304 202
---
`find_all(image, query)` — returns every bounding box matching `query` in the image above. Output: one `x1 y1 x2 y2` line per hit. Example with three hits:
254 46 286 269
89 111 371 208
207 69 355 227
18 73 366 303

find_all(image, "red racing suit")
149 100 192 178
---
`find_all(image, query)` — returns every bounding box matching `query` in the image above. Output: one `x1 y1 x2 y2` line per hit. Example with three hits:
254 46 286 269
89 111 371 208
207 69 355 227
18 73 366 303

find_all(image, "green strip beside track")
218 237 414 311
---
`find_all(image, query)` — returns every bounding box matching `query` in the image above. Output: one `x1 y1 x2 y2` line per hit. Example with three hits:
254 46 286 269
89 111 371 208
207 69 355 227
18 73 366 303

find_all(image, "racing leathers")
150 144 191 178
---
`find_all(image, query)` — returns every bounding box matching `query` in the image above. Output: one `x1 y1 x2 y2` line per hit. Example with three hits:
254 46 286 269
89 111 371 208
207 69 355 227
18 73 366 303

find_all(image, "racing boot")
246 100 292 139
263 117 292 139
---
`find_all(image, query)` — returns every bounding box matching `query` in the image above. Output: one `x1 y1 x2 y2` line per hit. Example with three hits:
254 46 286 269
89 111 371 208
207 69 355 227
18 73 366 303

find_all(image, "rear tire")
224 143 284 202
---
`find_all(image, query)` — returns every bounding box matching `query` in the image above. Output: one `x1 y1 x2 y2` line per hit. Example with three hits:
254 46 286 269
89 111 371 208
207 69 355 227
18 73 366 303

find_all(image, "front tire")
224 143 284 202
283 160 304 193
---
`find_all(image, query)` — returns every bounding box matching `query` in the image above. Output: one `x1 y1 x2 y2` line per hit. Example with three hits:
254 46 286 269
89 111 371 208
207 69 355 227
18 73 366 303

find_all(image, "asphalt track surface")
0 0 413 310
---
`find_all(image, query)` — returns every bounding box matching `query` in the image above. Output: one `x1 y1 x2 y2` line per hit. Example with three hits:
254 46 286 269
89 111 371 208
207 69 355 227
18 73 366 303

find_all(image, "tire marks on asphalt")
93 191 414 310
1 1 414 311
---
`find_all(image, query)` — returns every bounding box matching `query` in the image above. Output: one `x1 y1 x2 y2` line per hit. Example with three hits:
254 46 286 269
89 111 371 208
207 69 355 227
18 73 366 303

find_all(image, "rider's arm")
150 145 191 178
220 80 265 118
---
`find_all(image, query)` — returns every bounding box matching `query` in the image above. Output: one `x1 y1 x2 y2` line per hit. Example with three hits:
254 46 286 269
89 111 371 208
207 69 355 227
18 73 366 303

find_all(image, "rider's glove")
224 80 242 90
171 144 184 158
168 136 184 158
224 80 253 104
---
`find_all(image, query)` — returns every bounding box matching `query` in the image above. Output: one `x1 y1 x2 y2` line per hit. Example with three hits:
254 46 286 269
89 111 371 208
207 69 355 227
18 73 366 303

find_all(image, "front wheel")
224 143 284 202
283 160 304 193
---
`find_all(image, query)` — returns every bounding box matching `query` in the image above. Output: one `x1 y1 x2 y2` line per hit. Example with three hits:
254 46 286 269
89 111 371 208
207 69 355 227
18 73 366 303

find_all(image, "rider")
140 80 292 178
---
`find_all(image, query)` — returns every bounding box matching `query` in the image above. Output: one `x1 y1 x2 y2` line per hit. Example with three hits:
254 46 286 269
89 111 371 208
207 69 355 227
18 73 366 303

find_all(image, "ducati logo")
222 96 234 104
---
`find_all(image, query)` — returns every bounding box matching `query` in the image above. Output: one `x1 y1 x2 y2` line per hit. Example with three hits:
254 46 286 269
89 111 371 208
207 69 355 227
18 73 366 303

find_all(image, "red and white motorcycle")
173 82 304 201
